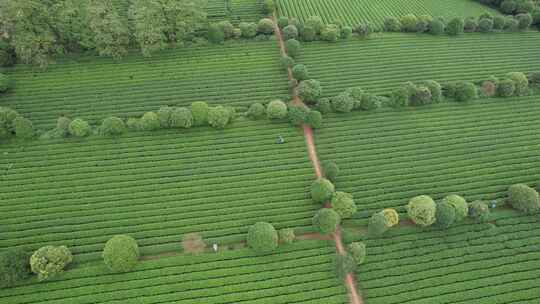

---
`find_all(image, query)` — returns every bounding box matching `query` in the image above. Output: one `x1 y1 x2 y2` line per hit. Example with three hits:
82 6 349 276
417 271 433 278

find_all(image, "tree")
390 86 410 107
257 18 274 35
407 195 437 227
247 222 278 254
313 208 340 234
331 192 357 219
478 18 494 32
301 26 316 41
368 211 388 237
322 161 339 182
103 235 139 272
384 17 401 32
430 19 446 35
129 0 167 57
280 55 295 70
261 0 275 15
334 253 356 280
140 112 160 130
97 116 125 136
307 110 323 129
157 106 173 128
266 100 288 120
0 249 30 288
13 116 33 139
285 39 301 58
348 242 366 265
182 233 206 254
400 14 418 32
288 104 309 126
239 22 257 38
160 0 207 43
441 195 468 221
311 178 335 203
508 184 540 214
298 80 323 104
493 15 506 30
87 0 129 59
56 116 72 137
501 0 517 14
410 86 432 106
321 24 340 42
464 17 478 32
208 23 225 44
504 17 519 31
247 103 265 119
382 208 399 227
497 79 516 97
292 64 309 81
169 107 193 128
30 246 72 281
469 201 490 222
283 25 298 40
0 73 9 92
506 72 528 95
533 8 540 25
208 106 230 129
356 22 374 38
279 228 295 244
277 16 289 29
191 101 209 126
359 94 381 111
516 13 533 29
453 81 478 102
421 80 443 103
316 98 333 114
69 118 91 137
341 26 353 39
435 201 456 229
447 18 465 35
218 20 235 39
306 16 325 34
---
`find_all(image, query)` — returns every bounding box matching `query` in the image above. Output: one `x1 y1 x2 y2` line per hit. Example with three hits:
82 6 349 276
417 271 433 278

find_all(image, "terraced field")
277 0 501 28
356 210 540 303
0 240 349 304
0 119 315 262
300 33 540 98
0 41 287 129
315 95 540 216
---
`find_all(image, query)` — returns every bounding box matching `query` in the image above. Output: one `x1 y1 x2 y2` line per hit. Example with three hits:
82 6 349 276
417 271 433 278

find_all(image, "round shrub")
384 16 401 32
316 98 333 114
301 26 316 41
313 208 340 234
257 18 275 35
533 8 540 25
421 80 443 102
225 106 236 123
442 195 468 221
435 201 456 229
517 0 535 13
331 191 357 219
0 249 30 288
348 242 366 265
277 16 289 29
501 0 517 14
516 13 533 29
497 79 516 97
368 211 388 237
157 106 173 128
280 55 295 70
261 0 275 15
341 26 353 39
292 64 309 81
140 111 160 131
407 195 437 227
469 200 490 222
493 15 506 30
382 208 399 227
170 107 193 128
508 184 540 214
356 22 374 38
239 22 257 38
390 87 410 107
208 106 230 129
306 16 324 34
69 118 91 137
504 17 519 31
447 18 465 35
298 79 322 104
331 92 355 113
0 73 9 92
311 178 335 203
345 87 364 109
321 24 340 42
285 39 301 58
247 222 278 254
453 81 478 102
430 19 445 35
30 246 72 281
56 116 72 137
506 72 528 96
247 103 265 119
410 86 432 106
478 18 494 32
464 17 478 32
400 14 418 32
100 116 125 136
359 94 381 111
103 235 139 273
218 20 234 39
126 118 141 131
288 104 309 126
14 116 33 139
266 99 288 120
208 23 225 44
191 101 209 126
322 161 339 182
529 72 540 85
279 228 295 244
283 25 298 40
307 110 323 129
334 253 356 280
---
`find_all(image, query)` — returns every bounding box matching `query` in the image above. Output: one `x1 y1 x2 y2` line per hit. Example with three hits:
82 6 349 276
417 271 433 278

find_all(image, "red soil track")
272 13 364 304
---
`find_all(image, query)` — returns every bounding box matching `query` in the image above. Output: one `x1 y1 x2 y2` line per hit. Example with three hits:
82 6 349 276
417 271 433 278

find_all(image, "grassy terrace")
300 33 540 97
0 119 316 262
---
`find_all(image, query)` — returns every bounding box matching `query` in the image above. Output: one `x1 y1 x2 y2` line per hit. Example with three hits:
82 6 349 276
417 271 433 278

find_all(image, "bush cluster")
247 222 279 254
287 103 323 129
0 249 30 288
103 235 139 273
331 191 357 219
0 107 34 140
313 208 340 234
368 208 399 237
390 80 443 107
30 245 73 281
207 17 276 44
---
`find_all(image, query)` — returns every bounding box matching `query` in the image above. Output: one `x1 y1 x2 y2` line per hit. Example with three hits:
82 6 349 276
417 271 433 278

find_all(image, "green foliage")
464 17 478 32
288 104 310 126
13 116 34 139
468 201 490 222
501 0 517 14
478 18 494 32
157 106 173 128
384 16 401 32
311 178 335 203
208 23 225 44
410 86 432 106
30 246 72 281
400 14 418 32
191 101 209 126
283 25 299 40
307 110 323 129
421 80 443 102
447 18 465 35
498 79 516 97
257 18 275 35
331 191 357 219
306 16 325 34
516 13 533 29
493 15 506 30
355 22 374 38
334 253 356 280
239 22 257 38
407 195 437 227
140 112 160 131
280 55 295 70
435 201 456 229
430 19 446 35
298 79 322 104
247 103 266 119
261 0 275 15
504 17 519 31
208 106 230 129
278 228 295 244
341 26 353 39
129 0 167 57
285 39 301 58
321 24 340 42
218 21 235 39
87 0 129 59
331 92 355 113
56 116 72 137
316 98 333 114
266 100 288 120
103 235 140 273
0 249 30 288
170 107 193 128
292 64 309 81
359 94 381 110
247 222 278 254
0 73 9 92
390 87 410 107
313 208 340 234
453 81 478 102
508 184 540 214
441 194 468 221
100 116 126 136
278 16 289 29
348 242 366 265
506 72 528 96
69 118 91 137
368 211 388 237
322 161 339 182
300 26 316 42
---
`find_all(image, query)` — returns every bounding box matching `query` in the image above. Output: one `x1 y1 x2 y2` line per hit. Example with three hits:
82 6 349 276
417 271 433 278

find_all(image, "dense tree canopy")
103 235 140 273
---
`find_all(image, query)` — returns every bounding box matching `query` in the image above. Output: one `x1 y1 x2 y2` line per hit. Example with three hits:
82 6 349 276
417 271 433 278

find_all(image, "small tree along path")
272 13 364 304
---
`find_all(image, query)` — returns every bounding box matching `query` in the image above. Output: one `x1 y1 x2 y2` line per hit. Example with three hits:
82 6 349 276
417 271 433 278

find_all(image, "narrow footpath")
272 13 364 304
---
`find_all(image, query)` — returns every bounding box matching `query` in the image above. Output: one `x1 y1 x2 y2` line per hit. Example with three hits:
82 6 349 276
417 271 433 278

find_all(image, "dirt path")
272 15 364 304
